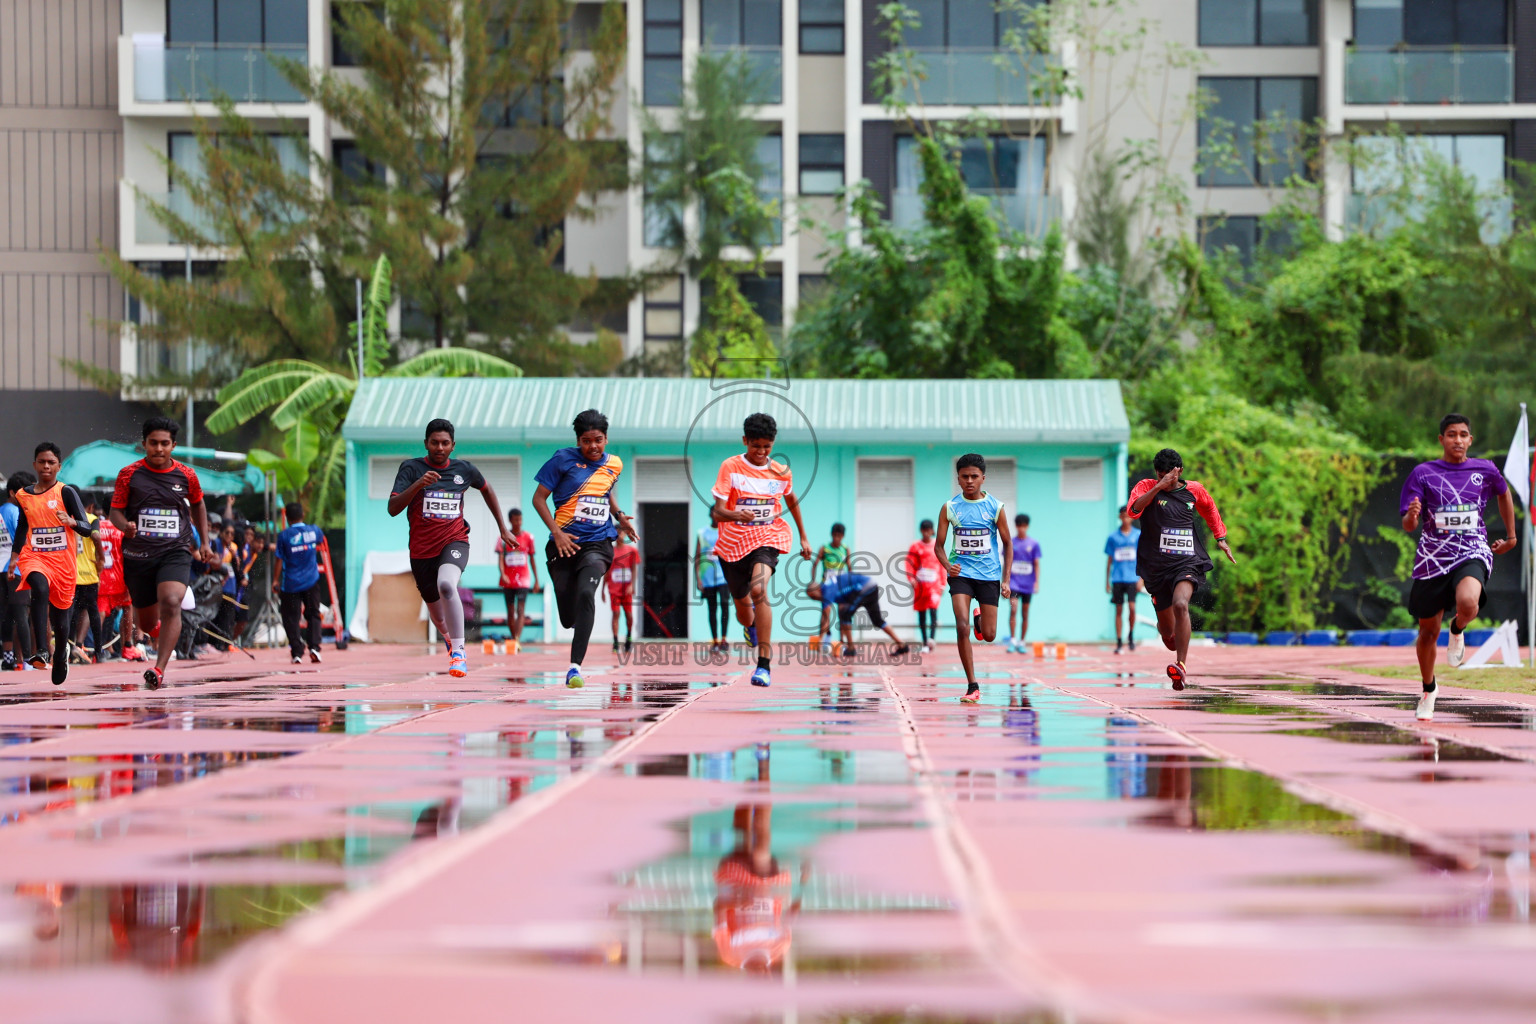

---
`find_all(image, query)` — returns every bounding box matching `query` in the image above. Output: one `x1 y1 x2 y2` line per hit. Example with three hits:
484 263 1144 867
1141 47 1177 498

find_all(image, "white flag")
1504 405 1530 509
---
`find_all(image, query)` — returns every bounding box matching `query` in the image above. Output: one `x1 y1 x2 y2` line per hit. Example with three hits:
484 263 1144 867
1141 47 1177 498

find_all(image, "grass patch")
1333 663 1536 697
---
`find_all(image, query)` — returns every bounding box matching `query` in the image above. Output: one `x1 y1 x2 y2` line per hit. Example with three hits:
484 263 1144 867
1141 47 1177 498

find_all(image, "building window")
1199 214 1260 263
645 0 684 105
1354 0 1506 47
799 134 844 194
333 139 385 198
644 275 685 360
701 0 782 47
901 0 1034 48
737 273 783 326
1199 0 1315 46
169 131 306 187
798 273 830 306
894 134 1049 232
332 2 385 67
1197 77 1317 187
168 0 308 45
1352 133 1507 191
800 0 844 53
1060 458 1103 503
488 78 565 128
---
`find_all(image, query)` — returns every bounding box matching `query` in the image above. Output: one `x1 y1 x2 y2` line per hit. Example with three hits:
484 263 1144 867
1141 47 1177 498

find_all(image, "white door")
855 458 916 630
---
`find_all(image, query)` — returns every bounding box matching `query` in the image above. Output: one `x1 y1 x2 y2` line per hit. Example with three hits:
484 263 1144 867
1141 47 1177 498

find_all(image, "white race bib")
504 551 528 567
1014 562 1033 576
1159 528 1195 555
31 526 67 552
738 497 776 524
138 508 181 539
573 494 610 525
1113 545 1137 562
611 567 633 584
916 567 939 583
421 491 462 520
1433 504 1482 534
955 527 992 555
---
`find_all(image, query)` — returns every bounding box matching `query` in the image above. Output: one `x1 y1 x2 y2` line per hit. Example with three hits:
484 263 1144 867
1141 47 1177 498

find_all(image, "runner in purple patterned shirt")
1399 414 1518 721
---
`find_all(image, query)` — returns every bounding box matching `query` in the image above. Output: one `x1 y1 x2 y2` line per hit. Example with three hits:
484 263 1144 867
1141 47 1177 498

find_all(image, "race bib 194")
31 526 67 552
1159 528 1195 555
738 497 776 524
422 491 463 520
1113 546 1137 562
955 527 993 555
573 494 610 525
138 508 181 539
1433 504 1482 534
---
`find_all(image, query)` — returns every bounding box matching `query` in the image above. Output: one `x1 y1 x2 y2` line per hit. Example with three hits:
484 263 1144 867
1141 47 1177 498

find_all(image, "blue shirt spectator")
276 520 322 594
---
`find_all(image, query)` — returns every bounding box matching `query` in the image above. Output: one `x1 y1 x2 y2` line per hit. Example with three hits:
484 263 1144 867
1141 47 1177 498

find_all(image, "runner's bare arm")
1492 488 1519 556
1191 484 1237 565
477 481 515 547
711 496 753 523
934 505 956 576
386 471 436 517
108 508 133 537
785 491 814 559
997 506 1013 600
532 484 577 558
609 499 637 543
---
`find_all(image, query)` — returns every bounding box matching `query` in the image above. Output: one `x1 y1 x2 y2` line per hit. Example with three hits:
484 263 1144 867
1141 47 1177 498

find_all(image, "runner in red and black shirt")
1127 448 1237 690
388 418 515 678
109 417 213 690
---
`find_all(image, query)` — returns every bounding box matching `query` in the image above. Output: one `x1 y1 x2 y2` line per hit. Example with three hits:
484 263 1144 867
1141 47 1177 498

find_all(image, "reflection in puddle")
1280 722 1517 762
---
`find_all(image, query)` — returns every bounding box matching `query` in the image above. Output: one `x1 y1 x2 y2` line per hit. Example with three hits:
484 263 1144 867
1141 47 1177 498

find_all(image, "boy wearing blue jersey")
1104 505 1141 654
933 454 1013 703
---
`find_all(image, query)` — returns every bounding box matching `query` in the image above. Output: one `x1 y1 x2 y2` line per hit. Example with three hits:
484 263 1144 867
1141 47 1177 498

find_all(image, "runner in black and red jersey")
388 418 516 678
109 418 213 690
1126 448 1237 690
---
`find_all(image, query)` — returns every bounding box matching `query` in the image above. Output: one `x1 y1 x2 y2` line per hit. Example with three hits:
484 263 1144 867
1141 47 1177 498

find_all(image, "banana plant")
205 254 521 525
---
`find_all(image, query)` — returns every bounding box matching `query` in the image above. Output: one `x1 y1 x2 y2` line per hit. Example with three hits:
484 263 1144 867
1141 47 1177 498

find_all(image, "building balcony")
131 188 215 247
700 45 782 105
899 48 1051 107
1345 191 1512 242
891 188 1059 238
1344 46 1512 106
130 38 309 105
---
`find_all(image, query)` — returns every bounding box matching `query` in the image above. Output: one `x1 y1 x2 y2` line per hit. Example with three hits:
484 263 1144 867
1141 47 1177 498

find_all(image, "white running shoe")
1448 630 1466 668
1416 683 1438 721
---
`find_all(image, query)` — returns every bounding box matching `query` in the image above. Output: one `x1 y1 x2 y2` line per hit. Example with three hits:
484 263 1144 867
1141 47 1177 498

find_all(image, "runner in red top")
95 514 130 658
602 539 640 654
1126 448 1237 689
904 519 944 652
109 417 213 690
711 413 813 688
11 442 95 685
493 508 538 653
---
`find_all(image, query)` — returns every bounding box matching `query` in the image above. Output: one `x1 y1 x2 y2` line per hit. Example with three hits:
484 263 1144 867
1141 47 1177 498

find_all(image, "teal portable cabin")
342 377 1132 644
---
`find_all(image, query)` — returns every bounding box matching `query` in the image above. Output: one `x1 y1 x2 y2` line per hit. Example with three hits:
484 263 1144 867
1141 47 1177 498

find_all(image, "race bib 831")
955 527 992 555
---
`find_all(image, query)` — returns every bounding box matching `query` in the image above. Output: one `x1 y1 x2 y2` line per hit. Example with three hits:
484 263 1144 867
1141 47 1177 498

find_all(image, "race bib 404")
955 527 993 555
1433 504 1482 534
573 494 610 525
138 508 181 539
738 497 777 524
1159 528 1195 555
31 526 67 552
422 491 463 520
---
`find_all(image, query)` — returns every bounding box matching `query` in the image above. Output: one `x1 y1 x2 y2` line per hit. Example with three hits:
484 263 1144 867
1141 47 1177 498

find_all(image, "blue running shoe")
566 665 585 688
744 624 758 647
750 666 771 687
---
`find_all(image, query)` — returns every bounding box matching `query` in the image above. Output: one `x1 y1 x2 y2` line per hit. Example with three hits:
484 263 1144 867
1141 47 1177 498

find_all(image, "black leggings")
546 540 613 666
0 573 17 649
917 608 937 644
702 584 729 638
73 583 102 661
25 573 72 678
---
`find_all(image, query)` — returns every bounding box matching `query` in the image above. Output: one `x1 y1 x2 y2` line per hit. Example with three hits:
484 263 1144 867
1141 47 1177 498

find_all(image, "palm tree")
205 256 520 525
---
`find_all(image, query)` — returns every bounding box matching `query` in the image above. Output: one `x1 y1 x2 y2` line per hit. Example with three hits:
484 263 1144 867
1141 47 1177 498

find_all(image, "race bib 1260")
738 497 776 524
138 508 181 539
955 527 993 555
422 491 463 520
1159 528 1195 555
573 494 610 525
31 526 67 552
1433 504 1482 534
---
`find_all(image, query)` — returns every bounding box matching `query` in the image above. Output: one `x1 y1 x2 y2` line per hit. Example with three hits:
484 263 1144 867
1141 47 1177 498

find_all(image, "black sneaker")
1114 640 1123 655
0 651 13 672
892 644 912 657
624 639 633 654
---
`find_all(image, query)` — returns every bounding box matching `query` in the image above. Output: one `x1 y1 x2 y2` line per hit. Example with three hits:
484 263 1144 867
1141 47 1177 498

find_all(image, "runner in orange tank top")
9 442 95 685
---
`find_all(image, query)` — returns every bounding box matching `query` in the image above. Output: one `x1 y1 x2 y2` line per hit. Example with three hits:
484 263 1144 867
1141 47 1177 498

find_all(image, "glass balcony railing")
1346 191 1513 243
701 45 782 104
1344 46 1512 105
134 42 309 104
891 187 1059 238
899 48 1051 106
135 190 216 246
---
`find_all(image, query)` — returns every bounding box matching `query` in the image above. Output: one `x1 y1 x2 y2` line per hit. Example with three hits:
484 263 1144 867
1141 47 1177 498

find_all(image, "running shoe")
309 648 323 664
448 651 468 678
26 652 47 670
612 641 619 654
1114 641 1123 656
143 667 163 690
1128 638 1136 652
566 665 584 688
291 655 303 665
892 644 912 657
841 645 857 658
624 639 633 655
972 612 983 642
1448 630 1466 668
1166 661 1187 690
750 666 771 687
1416 680 1437 721
511 640 521 654
744 624 757 647
0 651 13 672
960 686 981 704
51 660 67 686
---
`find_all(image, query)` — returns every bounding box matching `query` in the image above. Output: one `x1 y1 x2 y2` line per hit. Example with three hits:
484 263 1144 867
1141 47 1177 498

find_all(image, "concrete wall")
347 436 1130 645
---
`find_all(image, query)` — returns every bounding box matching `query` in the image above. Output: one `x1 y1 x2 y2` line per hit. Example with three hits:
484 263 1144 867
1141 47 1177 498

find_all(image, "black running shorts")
721 546 780 601
123 549 194 610
1146 569 1205 611
949 576 1000 607
1110 581 1138 606
1407 559 1487 621
838 586 887 628
409 540 470 603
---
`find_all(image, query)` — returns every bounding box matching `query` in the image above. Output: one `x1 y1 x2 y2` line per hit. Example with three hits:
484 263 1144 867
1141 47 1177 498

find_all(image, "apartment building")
4 0 1533 392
